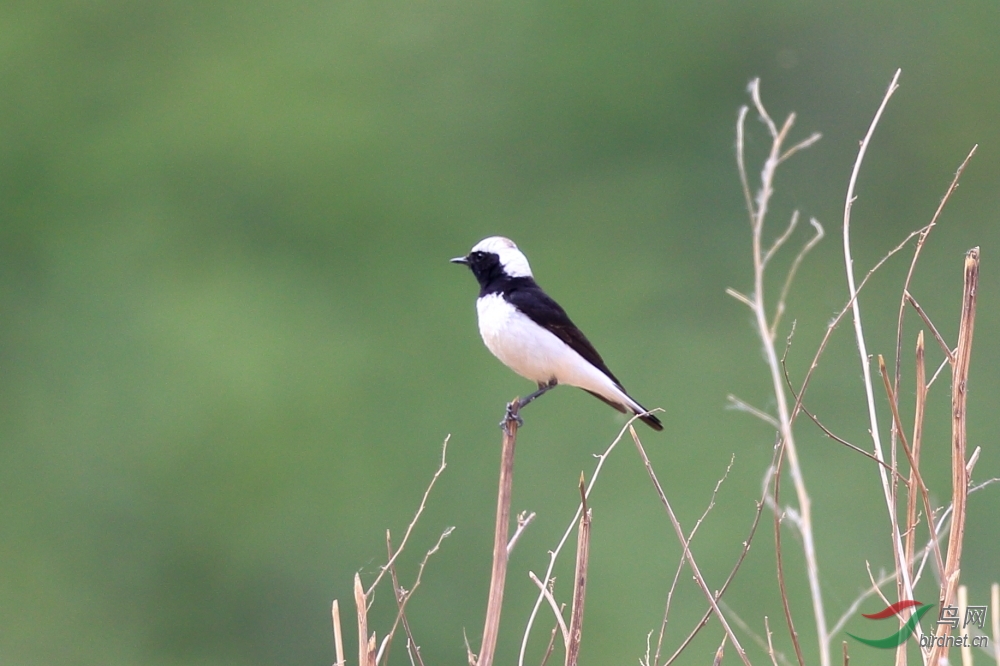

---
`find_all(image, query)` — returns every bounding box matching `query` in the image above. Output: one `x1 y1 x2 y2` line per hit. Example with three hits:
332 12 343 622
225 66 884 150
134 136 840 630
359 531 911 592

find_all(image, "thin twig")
663 442 771 666
366 436 450 598
891 142 977 418
780 358 900 476
927 355 951 389
763 210 800 268
726 394 780 429
773 442 806 666
842 71 918 612
378 527 454 666
518 416 641 666
630 426 751 666
765 616 781 666
904 292 955 363
654 455 735 666
540 623 560 666
877 355 944 575
904 331 927 588
771 217 824 339
719 602 791 666
528 572 569 649
508 511 537 556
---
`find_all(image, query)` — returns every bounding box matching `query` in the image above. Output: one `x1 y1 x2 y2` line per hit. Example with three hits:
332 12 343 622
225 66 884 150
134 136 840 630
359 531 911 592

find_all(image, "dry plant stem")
662 447 770 666
654 455 735 666
508 511 537 556
842 642 849 666
840 69 919 612
629 426 752 666
333 600 346 666
727 394 780 429
366 436 450 599
477 401 520 666
765 616 781 666
929 247 979 666
714 635 728 666
876 355 943 576
565 501 591 666
959 586 972 666
518 416 644 666
891 144 977 394
905 293 955 362
528 573 569 647
355 573 376 666
383 530 445 666
779 361 899 476
773 444 806 666
991 583 1000 666
887 144 976 666
721 602 792 666
771 217 825 339
540 624 560 666
905 332 927 584
736 79 827 666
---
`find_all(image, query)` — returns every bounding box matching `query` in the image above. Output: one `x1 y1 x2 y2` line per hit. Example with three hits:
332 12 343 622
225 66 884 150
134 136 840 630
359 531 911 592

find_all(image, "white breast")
475 293 630 407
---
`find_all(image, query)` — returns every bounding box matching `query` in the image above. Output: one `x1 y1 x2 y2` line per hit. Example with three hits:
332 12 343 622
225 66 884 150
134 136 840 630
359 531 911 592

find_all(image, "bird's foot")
500 400 523 433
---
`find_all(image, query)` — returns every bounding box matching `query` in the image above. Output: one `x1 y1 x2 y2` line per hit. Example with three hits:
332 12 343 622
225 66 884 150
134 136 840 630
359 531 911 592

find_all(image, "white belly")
475 294 627 402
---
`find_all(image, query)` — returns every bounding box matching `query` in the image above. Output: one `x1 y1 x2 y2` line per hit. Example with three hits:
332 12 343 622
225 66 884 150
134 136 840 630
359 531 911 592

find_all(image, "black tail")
583 389 663 431
637 410 663 431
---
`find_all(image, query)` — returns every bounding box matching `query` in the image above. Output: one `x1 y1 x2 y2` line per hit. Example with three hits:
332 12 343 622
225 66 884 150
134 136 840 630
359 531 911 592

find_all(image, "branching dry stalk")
730 77 827 666
662 442 771 666
630 425 752 666
728 71 988 666
366 437 450 599
518 415 642 666
653 454 735 665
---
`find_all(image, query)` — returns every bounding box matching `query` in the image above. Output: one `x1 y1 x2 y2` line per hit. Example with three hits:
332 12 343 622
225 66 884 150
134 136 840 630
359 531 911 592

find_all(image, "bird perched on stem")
452 236 662 431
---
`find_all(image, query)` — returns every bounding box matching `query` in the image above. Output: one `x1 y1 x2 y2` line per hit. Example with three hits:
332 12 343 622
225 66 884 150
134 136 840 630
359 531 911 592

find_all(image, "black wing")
505 281 624 389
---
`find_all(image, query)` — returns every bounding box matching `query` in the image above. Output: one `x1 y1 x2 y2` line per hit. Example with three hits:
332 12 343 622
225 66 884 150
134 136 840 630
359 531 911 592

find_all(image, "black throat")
465 252 537 298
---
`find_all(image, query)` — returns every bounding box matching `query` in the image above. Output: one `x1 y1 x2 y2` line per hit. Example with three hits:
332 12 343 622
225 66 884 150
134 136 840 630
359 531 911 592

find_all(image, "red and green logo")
847 600 934 649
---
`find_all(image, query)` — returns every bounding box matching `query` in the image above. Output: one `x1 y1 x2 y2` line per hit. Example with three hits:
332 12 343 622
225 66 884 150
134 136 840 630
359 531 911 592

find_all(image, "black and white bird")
452 236 663 431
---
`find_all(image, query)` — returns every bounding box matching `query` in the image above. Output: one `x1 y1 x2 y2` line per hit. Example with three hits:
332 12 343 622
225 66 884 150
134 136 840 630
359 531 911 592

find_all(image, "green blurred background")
2 1 998 664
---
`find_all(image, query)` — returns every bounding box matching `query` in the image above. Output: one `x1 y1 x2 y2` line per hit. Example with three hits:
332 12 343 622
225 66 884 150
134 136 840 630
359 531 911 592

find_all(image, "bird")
451 236 663 431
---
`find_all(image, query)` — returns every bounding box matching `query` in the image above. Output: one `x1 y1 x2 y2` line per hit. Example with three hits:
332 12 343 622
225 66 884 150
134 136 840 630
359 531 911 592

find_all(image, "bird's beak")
450 255 469 265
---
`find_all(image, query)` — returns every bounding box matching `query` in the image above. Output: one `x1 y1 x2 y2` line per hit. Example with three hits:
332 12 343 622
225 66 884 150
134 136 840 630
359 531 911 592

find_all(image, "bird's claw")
500 401 523 432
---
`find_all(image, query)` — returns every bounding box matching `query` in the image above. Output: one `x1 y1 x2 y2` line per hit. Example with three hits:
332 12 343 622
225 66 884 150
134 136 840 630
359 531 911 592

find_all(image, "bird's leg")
499 380 558 431
518 379 558 409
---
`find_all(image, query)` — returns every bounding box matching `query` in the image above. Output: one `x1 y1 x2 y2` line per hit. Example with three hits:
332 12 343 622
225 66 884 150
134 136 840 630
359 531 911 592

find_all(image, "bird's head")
451 236 533 286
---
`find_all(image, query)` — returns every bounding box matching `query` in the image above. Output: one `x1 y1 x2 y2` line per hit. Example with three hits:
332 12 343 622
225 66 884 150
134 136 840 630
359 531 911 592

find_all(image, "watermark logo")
847 599 991 650
847 600 933 649
921 602 991 649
